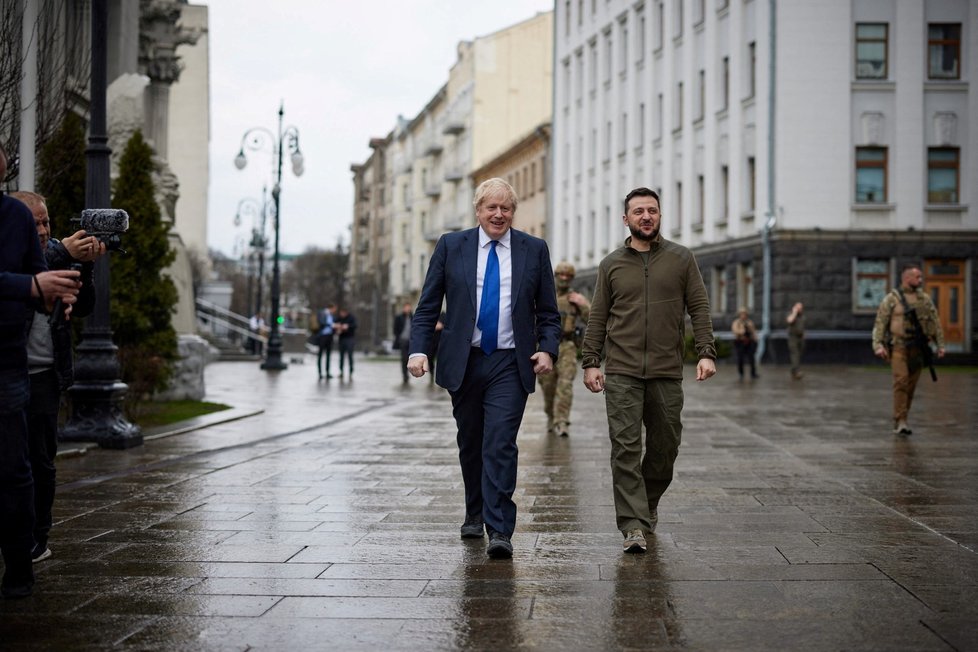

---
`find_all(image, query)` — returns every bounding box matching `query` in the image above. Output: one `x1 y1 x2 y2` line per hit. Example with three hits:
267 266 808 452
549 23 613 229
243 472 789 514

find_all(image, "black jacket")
25 239 97 390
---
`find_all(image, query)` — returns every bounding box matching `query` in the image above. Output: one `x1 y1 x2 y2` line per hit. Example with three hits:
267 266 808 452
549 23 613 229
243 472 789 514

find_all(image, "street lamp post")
61 0 142 448
234 102 303 371
234 187 271 318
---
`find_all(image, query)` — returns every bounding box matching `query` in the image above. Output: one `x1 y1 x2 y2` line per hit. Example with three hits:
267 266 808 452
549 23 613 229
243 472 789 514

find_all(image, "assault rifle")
896 289 937 382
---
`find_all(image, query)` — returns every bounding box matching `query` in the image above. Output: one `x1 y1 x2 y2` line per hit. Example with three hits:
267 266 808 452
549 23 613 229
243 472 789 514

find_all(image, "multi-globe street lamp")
233 187 271 319
233 102 303 371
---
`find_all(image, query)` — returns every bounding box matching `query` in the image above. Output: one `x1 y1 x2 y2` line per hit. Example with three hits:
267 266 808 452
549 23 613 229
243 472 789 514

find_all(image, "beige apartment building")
350 11 553 351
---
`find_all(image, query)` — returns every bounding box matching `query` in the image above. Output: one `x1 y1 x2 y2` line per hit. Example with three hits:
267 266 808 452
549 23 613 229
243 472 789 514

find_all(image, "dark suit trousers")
450 348 528 537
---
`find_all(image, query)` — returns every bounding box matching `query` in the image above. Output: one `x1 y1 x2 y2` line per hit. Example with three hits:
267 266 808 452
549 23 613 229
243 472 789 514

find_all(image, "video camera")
71 208 130 254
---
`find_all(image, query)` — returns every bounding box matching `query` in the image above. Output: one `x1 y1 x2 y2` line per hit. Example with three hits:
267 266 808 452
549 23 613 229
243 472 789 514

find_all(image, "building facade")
471 123 551 240
350 11 554 351
553 0 977 359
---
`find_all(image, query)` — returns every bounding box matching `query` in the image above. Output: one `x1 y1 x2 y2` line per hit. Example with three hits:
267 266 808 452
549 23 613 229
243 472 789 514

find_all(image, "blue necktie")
478 240 499 355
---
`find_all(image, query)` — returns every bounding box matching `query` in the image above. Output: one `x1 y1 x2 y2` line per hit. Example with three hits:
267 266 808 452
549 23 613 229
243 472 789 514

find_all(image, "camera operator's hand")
33 269 81 313
63 230 106 262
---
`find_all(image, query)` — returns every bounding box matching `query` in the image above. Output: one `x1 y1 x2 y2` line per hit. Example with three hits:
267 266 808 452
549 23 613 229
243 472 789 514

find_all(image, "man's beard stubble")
629 224 659 242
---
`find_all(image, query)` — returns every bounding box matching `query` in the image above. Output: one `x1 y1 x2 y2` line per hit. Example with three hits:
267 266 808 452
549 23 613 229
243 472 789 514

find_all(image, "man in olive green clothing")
582 187 716 554
872 265 945 435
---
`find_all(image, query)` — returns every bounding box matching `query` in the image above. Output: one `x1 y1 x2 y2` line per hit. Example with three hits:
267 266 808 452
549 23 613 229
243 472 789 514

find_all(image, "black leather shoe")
460 515 485 539
486 531 513 559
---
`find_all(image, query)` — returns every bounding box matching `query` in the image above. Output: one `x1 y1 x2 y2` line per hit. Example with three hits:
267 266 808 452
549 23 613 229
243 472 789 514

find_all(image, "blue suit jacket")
409 227 560 394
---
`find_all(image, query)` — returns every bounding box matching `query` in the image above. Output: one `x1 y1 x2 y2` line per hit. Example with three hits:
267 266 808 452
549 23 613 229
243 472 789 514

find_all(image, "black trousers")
0 366 34 583
28 369 59 551
317 334 334 378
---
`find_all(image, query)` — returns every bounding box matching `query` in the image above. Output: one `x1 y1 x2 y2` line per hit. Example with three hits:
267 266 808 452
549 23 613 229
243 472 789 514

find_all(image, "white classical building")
553 0 977 359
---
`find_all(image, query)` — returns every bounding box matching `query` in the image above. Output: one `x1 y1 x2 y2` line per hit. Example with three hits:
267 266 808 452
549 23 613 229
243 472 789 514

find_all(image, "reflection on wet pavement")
1 358 976 650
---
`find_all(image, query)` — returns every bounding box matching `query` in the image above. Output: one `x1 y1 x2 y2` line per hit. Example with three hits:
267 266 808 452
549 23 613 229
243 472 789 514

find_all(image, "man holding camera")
12 191 103 564
0 144 81 598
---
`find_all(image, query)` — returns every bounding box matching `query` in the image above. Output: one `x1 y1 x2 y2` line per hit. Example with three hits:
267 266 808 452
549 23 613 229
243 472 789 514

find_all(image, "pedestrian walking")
335 307 357 378
786 302 805 380
539 261 590 437
731 307 759 380
582 187 716 554
872 265 945 435
316 303 335 379
407 177 560 559
394 302 413 384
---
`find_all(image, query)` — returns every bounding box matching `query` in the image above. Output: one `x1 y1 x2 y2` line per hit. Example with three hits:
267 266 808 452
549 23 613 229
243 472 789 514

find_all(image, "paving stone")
0 359 973 650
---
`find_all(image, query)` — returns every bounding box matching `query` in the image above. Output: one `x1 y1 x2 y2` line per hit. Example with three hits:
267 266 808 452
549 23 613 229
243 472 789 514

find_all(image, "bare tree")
282 244 350 316
0 1 92 185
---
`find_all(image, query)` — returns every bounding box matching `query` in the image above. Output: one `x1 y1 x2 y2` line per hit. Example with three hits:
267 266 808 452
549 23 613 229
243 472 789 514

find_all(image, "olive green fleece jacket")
581 236 716 379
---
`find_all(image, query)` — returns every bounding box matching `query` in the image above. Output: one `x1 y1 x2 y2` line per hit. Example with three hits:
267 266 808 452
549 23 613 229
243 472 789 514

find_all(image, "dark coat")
25 239 97 390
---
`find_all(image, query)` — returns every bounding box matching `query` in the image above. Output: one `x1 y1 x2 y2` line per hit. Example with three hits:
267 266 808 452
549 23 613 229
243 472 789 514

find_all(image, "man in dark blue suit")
407 178 560 559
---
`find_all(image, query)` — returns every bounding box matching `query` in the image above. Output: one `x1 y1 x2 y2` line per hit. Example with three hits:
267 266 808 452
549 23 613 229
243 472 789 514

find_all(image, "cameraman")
1 144 80 598
11 191 103 565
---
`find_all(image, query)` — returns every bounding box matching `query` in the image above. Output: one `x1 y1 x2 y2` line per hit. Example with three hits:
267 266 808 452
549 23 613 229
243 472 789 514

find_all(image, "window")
721 56 729 109
565 1 571 36
928 24 961 79
695 175 704 228
737 262 754 311
853 258 891 312
747 41 756 99
674 0 683 38
655 1 664 50
855 23 887 79
928 147 959 203
604 32 613 81
746 156 756 212
855 147 887 203
620 112 628 154
711 266 727 313
575 51 584 102
637 7 646 62
696 69 705 120
675 81 684 129
675 181 683 232
638 102 646 144
589 41 598 92
720 165 729 222
656 93 664 139
620 20 629 74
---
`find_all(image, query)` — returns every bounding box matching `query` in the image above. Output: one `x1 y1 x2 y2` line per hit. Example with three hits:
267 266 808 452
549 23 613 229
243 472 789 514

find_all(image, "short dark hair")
624 187 660 214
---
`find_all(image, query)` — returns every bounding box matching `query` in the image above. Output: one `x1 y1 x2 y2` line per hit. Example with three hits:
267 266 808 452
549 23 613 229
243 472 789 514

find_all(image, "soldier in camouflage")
538 262 590 437
872 265 945 436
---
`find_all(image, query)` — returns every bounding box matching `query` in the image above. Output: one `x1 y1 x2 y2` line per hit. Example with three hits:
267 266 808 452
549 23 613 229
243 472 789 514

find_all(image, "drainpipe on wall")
18 0 39 189
757 0 777 363
547 7 558 260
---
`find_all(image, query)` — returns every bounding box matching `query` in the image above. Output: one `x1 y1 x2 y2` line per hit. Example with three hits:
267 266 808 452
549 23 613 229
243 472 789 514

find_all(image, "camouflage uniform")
872 286 944 428
539 263 590 436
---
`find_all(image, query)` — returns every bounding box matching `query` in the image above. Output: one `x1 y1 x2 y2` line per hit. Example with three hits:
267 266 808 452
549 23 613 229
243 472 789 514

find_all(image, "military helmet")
554 261 576 277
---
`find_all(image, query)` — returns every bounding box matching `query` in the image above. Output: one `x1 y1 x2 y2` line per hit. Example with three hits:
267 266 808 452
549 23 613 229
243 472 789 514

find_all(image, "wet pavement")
2 356 977 650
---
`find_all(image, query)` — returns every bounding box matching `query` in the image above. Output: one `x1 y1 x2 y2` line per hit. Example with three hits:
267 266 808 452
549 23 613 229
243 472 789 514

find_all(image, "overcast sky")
203 0 554 257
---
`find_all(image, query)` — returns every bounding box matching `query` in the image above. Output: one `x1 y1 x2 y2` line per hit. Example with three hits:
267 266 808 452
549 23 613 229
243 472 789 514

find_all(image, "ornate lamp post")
61 0 142 448
234 102 303 371
234 187 271 318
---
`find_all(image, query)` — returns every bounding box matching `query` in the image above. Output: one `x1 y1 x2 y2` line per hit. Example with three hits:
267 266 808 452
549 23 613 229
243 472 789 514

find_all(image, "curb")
55 405 265 458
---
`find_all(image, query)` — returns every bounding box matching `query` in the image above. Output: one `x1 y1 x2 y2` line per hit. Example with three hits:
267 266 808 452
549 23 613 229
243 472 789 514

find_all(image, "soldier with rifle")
872 265 945 436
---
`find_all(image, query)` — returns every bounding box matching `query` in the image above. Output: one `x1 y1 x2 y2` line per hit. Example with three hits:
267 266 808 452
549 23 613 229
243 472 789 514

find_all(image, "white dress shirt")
473 227 514 350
